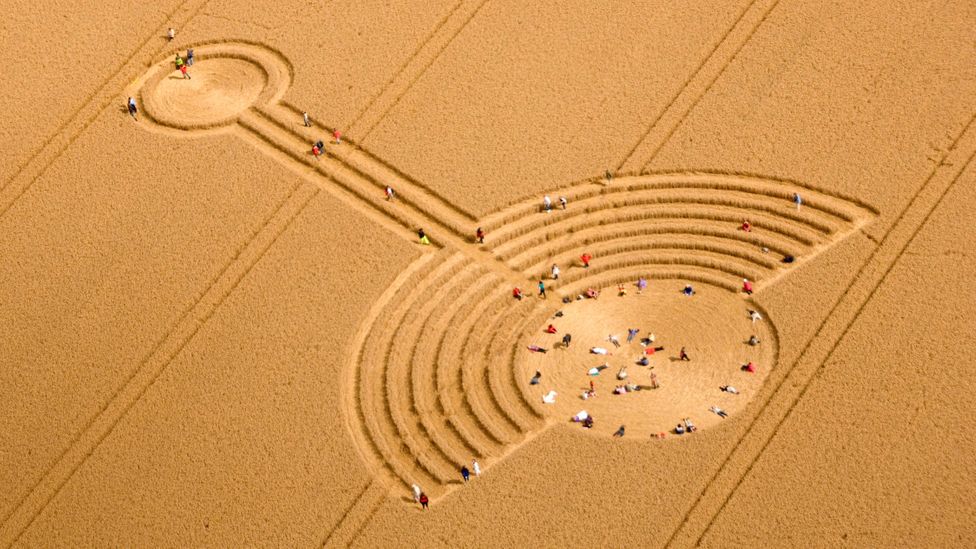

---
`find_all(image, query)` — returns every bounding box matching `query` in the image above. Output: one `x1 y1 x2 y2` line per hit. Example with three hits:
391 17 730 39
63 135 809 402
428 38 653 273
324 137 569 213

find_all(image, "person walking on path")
476 227 485 244
650 371 659 389
538 280 546 299
559 196 567 210
311 142 322 159
419 493 429 509
679 347 690 361
167 27 175 41
180 64 190 79
472 459 481 477
127 97 138 120
580 253 592 268
461 466 470 482
627 328 639 343
543 195 552 213
385 186 395 201
303 111 311 127
186 48 194 66
637 277 647 294
418 228 431 245
412 484 422 502
332 128 342 145
551 264 560 280
742 278 754 295
793 192 802 210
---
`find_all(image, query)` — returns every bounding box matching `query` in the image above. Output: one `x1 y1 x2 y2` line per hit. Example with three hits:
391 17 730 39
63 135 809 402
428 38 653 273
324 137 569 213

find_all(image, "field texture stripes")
0 182 320 546
0 0 215 223
616 0 781 172
663 112 976 548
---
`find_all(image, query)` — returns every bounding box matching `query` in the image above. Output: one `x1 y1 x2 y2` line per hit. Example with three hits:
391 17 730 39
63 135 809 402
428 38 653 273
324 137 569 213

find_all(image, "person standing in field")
412 484 422 502
613 425 625 437
472 459 481 477
562 333 571 349
461 466 470 482
303 111 311 127
742 278 754 295
418 228 430 245
513 287 523 301
167 27 175 41
793 192 802 210
538 280 546 299
186 48 195 66
311 142 322 159
174 54 183 70
580 253 592 268
419 492 429 509
180 64 190 79
385 186 395 201
559 196 567 210
551 264 560 280
127 97 138 120
332 128 342 144
476 227 485 244
679 347 690 361
543 195 552 213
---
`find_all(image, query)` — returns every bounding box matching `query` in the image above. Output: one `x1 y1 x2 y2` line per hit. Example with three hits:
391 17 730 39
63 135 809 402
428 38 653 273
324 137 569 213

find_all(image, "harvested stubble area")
1 1 974 547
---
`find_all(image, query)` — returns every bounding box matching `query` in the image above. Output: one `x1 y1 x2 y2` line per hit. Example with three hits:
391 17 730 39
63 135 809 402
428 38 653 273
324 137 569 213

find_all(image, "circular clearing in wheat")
143 57 266 129
516 283 776 438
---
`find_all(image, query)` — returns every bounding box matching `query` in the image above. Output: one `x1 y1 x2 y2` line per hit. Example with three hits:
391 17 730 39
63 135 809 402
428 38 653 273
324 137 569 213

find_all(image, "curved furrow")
433 274 509 456
553 250 763 290
483 185 843 249
492 205 821 262
410 263 490 468
383 255 468 483
458 290 528 443
356 251 454 491
520 236 780 284
508 219 801 271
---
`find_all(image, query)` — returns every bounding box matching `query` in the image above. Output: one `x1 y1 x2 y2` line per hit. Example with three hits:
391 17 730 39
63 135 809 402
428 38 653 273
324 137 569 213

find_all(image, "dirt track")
1 1 974 547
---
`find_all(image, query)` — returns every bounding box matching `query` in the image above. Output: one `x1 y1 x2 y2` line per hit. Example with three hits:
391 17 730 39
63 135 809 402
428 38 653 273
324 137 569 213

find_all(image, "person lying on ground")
683 418 697 432
720 385 739 394
607 334 621 348
587 364 609 376
590 347 610 355
545 324 557 334
617 367 628 380
742 361 756 373
530 371 541 385
527 345 548 353
709 406 728 418
748 335 760 346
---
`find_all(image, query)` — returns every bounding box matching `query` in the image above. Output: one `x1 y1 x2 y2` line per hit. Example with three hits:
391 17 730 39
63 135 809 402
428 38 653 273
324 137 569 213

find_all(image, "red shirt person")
580 253 592 268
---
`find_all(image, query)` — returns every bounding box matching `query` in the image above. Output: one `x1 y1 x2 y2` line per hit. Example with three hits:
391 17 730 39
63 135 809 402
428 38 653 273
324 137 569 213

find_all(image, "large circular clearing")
516 283 776 438
144 57 265 128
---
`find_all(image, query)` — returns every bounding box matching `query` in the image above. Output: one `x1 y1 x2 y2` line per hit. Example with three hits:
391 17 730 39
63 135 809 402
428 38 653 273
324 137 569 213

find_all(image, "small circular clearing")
144 57 266 129
516 283 776 438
